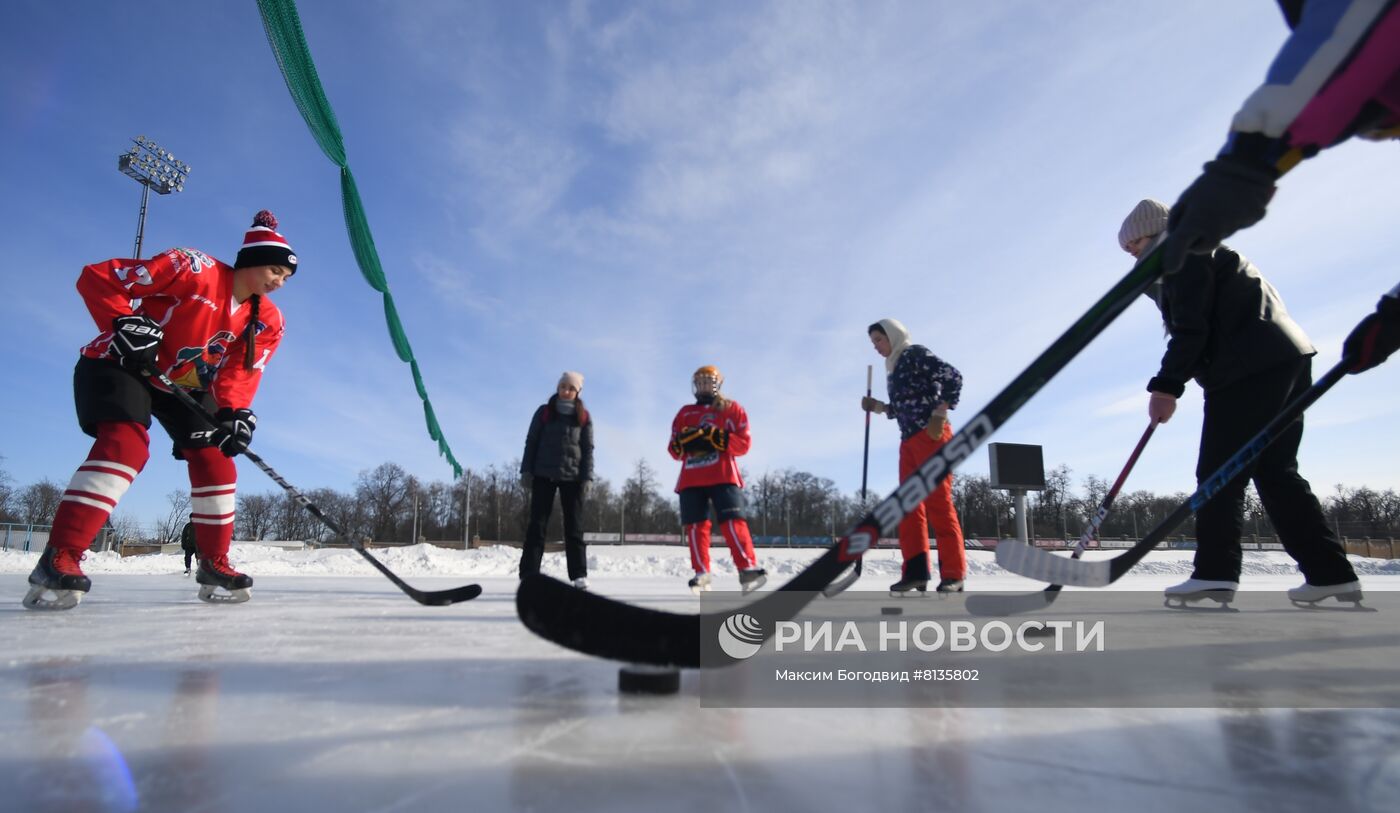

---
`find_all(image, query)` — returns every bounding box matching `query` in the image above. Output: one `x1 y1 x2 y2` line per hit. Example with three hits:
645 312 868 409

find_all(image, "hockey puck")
618 664 682 695
880 606 903 616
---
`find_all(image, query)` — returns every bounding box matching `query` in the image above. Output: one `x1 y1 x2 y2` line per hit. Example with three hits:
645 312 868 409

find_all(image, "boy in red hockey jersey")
667 366 766 594
24 211 297 610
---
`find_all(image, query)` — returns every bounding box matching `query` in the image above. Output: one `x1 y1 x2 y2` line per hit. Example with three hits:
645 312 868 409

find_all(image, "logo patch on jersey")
171 248 217 274
684 451 720 469
169 330 236 390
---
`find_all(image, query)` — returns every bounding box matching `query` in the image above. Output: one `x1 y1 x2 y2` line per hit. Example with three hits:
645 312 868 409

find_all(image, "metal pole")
861 365 872 501
133 183 150 259
1014 490 1029 544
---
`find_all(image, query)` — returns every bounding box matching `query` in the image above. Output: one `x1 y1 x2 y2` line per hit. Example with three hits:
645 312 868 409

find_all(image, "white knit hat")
1118 199 1170 250
559 371 584 391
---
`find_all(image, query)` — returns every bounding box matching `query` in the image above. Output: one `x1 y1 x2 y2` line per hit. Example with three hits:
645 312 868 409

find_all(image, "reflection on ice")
1 552 1397 813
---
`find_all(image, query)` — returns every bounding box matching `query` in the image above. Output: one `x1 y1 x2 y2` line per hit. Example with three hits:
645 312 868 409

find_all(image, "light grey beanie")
1118 199 1170 250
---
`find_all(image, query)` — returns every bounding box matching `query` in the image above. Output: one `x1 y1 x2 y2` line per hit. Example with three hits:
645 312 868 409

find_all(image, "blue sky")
2 0 1397 527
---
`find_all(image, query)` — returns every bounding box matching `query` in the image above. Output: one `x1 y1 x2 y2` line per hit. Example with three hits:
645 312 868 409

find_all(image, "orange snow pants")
897 421 966 580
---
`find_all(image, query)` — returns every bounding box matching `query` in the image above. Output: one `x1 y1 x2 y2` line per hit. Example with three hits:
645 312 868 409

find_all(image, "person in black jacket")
1119 199 1360 607
180 517 197 576
520 372 594 588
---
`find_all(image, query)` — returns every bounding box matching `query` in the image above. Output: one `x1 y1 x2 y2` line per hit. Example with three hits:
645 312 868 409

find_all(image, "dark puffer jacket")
1146 245 1314 397
521 396 594 482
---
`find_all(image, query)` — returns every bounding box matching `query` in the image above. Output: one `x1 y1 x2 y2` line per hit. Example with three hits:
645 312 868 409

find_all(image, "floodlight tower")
117 136 191 258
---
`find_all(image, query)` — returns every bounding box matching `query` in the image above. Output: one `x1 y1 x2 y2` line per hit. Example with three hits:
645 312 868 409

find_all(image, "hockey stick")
996 357 1350 587
967 420 1156 616
823 364 875 598
152 369 481 606
517 244 1172 667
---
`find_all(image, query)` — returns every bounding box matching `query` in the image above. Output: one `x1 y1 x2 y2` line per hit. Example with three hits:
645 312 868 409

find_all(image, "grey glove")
1161 158 1277 274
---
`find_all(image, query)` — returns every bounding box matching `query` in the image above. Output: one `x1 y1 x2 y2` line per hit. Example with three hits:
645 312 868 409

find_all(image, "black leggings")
519 479 587 580
1192 357 1355 585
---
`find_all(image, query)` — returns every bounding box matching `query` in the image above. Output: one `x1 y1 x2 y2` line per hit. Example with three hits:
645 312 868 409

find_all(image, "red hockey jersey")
667 399 752 492
77 248 285 410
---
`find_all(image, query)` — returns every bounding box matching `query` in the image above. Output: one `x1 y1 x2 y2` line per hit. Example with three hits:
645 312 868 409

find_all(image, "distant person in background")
862 319 967 595
520 372 594 589
181 517 197 575
668 365 766 594
1118 199 1360 607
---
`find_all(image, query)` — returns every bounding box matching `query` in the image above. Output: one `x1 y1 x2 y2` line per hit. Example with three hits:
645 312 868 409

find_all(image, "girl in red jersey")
667 366 766 594
24 211 297 610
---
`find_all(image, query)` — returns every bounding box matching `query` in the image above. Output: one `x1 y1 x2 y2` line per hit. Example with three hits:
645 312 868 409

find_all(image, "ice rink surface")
2 545 1398 813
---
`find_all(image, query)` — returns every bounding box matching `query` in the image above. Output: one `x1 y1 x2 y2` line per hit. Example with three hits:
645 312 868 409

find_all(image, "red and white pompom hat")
234 210 297 273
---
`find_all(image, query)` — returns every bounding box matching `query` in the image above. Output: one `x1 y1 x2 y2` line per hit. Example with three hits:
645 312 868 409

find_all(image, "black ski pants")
1192 356 1356 586
520 479 587 580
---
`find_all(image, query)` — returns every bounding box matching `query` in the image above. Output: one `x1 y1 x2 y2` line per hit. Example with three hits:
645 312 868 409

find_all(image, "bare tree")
155 489 193 545
622 458 678 535
107 511 144 548
235 492 277 541
356 463 413 544
0 457 18 523
19 479 63 526
1031 464 1074 538
952 474 1014 538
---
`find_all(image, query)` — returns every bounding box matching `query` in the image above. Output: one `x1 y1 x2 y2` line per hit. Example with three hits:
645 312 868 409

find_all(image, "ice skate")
739 568 767 594
1289 580 1365 609
688 572 712 595
22 546 92 611
889 577 929 597
1163 578 1237 609
935 578 964 594
196 556 253 604
572 577 589 591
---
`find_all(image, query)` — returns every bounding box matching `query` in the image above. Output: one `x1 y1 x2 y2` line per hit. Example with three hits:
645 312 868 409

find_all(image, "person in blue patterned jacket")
861 318 968 594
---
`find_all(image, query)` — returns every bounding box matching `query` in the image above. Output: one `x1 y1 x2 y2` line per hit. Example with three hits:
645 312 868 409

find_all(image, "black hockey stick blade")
518 247 1175 665
997 358 1350 588
822 557 862 598
518 550 849 669
151 368 482 606
350 543 482 605
964 586 1064 617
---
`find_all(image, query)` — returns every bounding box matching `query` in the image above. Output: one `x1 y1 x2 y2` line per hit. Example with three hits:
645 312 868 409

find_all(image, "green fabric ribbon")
257 0 462 477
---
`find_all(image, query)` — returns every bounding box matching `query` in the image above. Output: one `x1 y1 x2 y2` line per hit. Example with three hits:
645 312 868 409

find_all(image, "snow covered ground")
2 544 1398 813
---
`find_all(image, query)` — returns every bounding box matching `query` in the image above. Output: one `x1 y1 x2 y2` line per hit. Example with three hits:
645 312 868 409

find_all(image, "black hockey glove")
1161 158 1277 275
212 408 257 457
706 427 729 452
1343 295 1400 374
110 315 164 373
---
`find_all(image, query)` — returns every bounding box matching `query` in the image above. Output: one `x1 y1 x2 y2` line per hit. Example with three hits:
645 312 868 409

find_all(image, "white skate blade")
22 584 84 611
1163 591 1235 610
1291 590 1367 609
740 574 767 594
689 584 712 596
198 584 252 604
